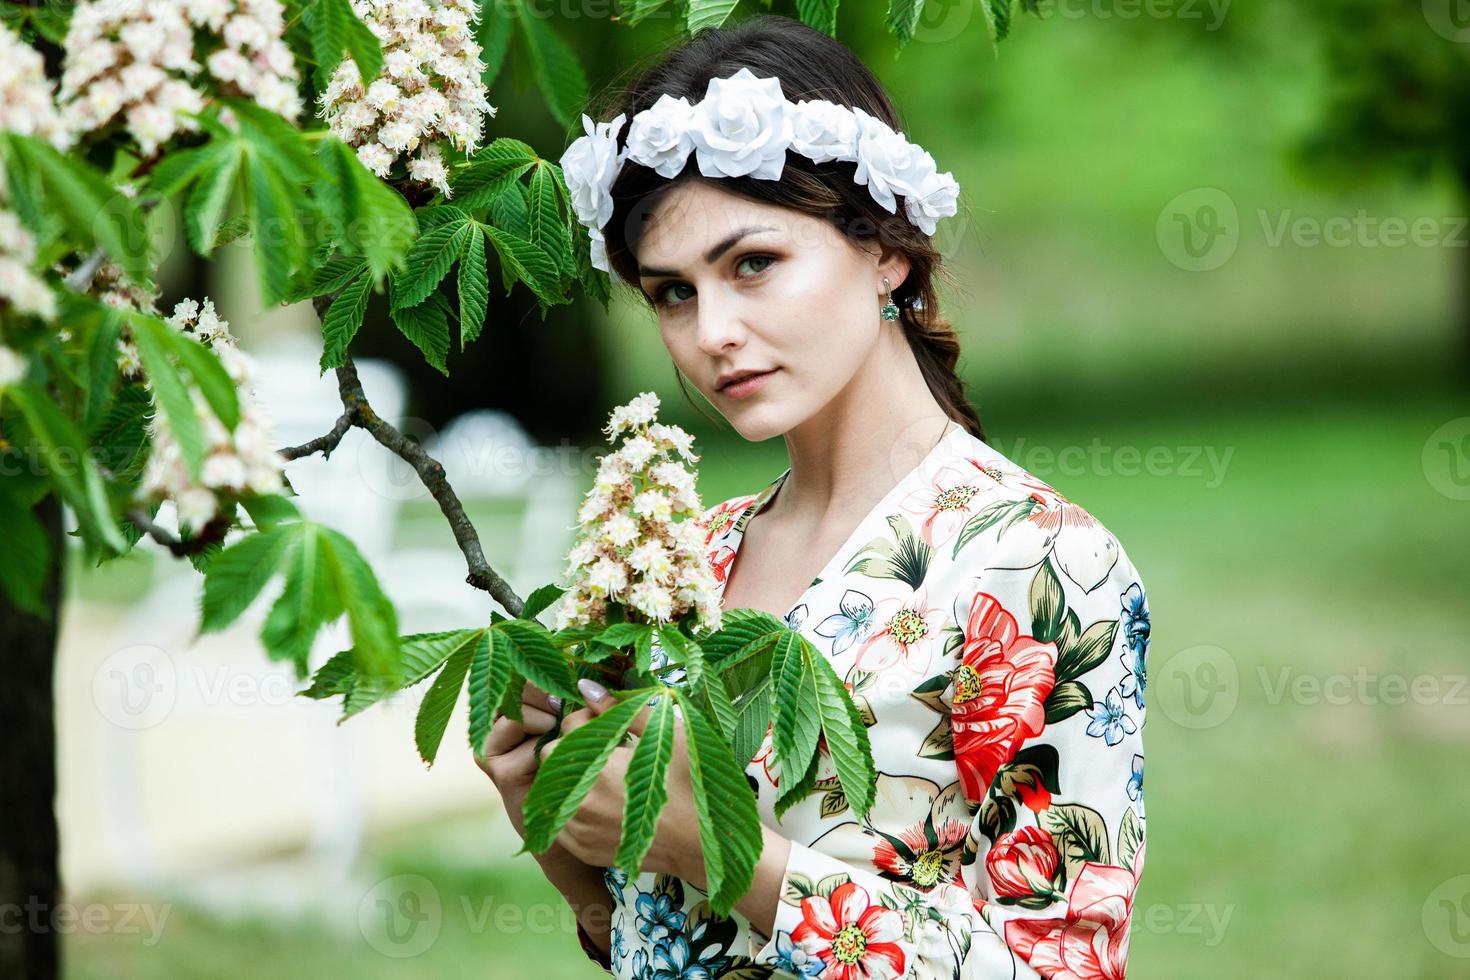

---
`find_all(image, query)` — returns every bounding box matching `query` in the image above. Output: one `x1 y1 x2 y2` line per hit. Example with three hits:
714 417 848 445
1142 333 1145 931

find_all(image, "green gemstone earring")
880 277 901 321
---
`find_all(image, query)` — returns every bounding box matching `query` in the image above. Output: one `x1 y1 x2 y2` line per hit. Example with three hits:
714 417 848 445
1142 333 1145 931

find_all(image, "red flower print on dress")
697 494 757 546
812 775 972 893
950 591 1057 804
792 880 908 980
853 585 944 677
899 463 986 550
708 542 736 586
985 826 1064 906
1003 841 1144 980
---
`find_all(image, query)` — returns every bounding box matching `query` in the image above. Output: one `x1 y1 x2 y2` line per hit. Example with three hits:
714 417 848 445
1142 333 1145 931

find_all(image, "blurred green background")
65 3 1470 978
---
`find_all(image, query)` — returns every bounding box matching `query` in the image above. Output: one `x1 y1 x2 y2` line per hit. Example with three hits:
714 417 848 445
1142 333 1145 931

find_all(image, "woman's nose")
694 292 746 355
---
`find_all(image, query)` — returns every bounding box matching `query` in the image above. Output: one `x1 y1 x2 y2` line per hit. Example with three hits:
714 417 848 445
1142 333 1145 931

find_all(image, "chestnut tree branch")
274 294 528 618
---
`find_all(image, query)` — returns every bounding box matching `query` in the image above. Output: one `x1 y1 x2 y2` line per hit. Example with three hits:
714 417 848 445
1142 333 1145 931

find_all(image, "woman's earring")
880 277 901 321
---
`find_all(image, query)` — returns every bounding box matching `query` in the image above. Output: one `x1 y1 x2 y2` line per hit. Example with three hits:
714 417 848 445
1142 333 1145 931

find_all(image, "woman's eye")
738 255 773 276
654 254 776 309
656 283 695 307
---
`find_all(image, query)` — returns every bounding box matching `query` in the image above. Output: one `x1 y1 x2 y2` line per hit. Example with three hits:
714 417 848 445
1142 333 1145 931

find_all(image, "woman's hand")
473 680 619 958
472 679 566 844
547 677 701 880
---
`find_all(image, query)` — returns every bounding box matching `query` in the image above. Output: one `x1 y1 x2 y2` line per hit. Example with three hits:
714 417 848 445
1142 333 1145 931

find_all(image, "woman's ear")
876 244 912 295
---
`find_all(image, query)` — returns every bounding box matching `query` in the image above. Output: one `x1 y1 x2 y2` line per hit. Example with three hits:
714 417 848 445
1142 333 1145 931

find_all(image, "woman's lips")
720 368 778 399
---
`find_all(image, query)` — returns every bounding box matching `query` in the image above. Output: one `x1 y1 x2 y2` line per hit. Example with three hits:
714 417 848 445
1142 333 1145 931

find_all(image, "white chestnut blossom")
0 23 70 321
550 391 722 634
0 210 57 321
316 0 494 198
80 259 163 380
0 346 27 388
136 297 286 529
0 21 76 151
57 0 303 155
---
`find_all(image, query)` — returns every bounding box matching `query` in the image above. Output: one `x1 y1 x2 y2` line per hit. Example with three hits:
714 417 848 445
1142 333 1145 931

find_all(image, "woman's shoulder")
938 427 1145 595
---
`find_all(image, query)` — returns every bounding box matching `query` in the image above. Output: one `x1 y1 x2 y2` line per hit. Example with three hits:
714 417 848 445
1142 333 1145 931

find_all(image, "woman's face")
633 181 908 441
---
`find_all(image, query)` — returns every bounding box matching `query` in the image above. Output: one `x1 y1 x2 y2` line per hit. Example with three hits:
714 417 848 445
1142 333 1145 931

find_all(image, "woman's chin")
724 408 789 443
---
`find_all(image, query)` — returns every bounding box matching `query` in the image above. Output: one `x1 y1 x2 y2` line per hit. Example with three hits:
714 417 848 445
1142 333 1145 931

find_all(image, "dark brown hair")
585 14 985 442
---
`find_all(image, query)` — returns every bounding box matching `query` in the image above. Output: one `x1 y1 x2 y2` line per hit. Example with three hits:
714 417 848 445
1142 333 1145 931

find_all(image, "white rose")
583 226 625 284
790 99 858 164
903 165 961 236
559 111 627 229
625 93 696 178
687 66 792 180
851 107 932 214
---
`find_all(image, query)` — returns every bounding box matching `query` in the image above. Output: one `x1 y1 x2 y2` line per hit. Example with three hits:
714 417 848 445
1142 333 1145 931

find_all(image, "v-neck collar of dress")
716 423 968 620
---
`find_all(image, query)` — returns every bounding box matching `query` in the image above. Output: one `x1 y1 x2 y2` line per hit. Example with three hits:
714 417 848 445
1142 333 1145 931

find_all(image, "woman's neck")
768 327 952 526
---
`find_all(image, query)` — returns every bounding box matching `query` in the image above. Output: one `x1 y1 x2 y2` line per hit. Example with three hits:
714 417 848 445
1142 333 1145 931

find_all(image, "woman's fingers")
521 680 563 716
517 704 558 735
478 714 527 764
559 706 598 735
476 703 562 773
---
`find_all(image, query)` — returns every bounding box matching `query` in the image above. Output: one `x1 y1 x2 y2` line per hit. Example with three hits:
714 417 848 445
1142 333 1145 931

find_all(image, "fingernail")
547 695 563 711
577 677 608 702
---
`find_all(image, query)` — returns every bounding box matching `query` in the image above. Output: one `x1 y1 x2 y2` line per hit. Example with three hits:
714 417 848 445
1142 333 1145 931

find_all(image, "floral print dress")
575 424 1150 980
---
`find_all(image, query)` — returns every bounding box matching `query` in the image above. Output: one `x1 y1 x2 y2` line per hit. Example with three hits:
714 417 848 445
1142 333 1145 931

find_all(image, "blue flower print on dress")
813 589 877 656
771 930 826 977
1121 581 1150 652
1127 753 1144 804
610 913 629 971
650 929 733 979
604 865 630 904
1086 687 1138 746
1119 644 1146 712
1119 582 1150 710
635 891 687 943
785 603 808 631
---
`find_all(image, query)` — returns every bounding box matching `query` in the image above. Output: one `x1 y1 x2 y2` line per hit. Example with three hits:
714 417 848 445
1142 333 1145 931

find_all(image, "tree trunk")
0 493 64 980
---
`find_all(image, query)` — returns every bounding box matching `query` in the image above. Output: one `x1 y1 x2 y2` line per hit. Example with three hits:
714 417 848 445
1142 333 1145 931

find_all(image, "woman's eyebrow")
638 225 781 278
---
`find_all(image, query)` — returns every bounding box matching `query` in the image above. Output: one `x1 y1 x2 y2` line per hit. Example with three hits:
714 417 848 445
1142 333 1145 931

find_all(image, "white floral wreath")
558 66 961 284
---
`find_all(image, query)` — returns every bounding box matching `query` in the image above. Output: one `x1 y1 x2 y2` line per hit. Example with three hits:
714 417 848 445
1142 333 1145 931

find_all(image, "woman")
476 15 1149 979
